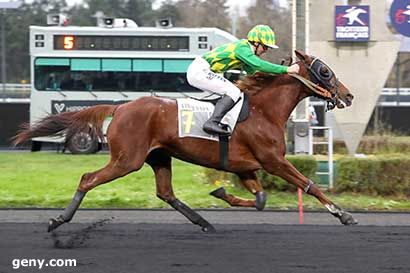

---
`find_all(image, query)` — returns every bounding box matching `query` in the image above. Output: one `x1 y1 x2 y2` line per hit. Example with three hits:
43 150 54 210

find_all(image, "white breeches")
186 56 242 102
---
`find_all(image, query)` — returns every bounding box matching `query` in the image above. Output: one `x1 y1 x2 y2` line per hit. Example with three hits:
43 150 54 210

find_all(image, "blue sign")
389 0 410 37
335 5 370 42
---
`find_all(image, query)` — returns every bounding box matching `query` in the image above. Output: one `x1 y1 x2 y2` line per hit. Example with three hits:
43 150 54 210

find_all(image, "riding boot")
203 95 235 136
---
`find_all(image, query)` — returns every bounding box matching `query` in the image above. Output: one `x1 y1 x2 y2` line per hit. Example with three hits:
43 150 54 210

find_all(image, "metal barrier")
308 126 333 189
1 83 31 99
381 87 410 95
311 87 410 106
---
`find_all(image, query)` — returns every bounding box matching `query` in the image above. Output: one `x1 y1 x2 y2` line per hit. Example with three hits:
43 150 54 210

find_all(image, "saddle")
199 94 250 123
197 94 250 170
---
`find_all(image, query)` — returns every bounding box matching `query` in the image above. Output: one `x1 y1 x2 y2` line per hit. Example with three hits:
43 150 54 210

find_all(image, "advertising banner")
335 5 370 42
51 100 128 114
389 0 410 37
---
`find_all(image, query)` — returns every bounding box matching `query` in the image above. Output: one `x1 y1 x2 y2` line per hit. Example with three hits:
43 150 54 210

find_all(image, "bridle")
302 57 341 110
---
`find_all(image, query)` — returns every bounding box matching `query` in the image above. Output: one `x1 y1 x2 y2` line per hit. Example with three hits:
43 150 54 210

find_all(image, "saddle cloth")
177 93 244 141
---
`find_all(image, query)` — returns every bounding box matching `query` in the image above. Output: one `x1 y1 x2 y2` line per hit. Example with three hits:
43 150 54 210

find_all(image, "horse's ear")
294 50 307 61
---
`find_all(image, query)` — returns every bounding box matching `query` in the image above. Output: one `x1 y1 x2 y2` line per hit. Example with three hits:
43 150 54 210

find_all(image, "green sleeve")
236 44 288 74
242 65 256 75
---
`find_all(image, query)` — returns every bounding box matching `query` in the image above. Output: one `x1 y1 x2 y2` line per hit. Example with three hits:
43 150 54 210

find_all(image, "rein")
289 73 333 99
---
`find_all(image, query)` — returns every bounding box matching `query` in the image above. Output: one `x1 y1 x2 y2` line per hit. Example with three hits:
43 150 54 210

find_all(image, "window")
34 58 200 92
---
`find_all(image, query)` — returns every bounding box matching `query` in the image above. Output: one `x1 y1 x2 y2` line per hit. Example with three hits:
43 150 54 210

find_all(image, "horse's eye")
320 67 328 75
320 66 331 78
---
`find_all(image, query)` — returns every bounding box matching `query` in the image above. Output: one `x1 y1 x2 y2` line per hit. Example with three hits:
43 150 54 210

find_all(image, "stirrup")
203 121 231 136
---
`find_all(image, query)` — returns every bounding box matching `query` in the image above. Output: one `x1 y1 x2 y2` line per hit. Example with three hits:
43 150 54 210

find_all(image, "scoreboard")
53 35 190 51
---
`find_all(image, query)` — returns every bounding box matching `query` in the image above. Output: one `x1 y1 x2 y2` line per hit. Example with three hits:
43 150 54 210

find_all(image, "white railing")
311 87 410 107
0 83 31 99
309 126 334 189
381 87 410 95
379 87 410 106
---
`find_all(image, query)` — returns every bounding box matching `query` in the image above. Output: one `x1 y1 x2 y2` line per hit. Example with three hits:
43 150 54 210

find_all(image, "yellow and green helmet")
247 25 278 49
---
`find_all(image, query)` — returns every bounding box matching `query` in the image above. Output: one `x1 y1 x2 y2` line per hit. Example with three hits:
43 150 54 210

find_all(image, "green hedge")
336 155 410 196
202 154 410 196
315 136 410 155
357 136 410 154
202 155 317 192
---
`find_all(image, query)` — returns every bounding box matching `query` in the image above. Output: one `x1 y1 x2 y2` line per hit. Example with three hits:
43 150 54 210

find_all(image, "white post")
231 9 237 37
1 9 6 99
291 0 296 60
328 128 334 189
308 127 313 155
305 0 309 54
304 0 310 120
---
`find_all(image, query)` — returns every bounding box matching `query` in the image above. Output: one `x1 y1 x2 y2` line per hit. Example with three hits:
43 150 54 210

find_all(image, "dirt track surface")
0 210 409 273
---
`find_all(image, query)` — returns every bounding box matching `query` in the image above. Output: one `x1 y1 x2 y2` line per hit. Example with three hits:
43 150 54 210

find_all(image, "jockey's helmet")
247 25 279 49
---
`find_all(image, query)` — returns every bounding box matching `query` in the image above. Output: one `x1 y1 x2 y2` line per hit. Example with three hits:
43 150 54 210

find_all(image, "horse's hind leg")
264 157 358 225
146 150 216 233
48 154 143 232
210 171 267 210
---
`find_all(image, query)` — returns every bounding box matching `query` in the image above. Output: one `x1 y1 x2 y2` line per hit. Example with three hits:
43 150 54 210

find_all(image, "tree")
67 4 95 26
172 0 230 30
3 0 70 82
83 0 125 18
199 0 230 31
153 0 181 26
123 0 155 26
81 0 154 26
236 0 292 63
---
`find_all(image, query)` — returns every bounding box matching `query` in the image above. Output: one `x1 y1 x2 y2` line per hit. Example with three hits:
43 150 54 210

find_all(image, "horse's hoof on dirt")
340 212 358 225
201 224 216 233
209 187 226 199
48 217 64 232
255 191 267 211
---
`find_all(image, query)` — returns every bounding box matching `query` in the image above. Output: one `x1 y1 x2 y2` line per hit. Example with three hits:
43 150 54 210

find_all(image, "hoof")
340 212 358 225
201 224 216 233
47 217 65 232
210 187 226 199
255 191 267 211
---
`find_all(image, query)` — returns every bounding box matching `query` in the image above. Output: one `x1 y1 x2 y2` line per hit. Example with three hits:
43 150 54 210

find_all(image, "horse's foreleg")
209 171 267 210
147 150 215 233
264 158 358 225
48 190 86 232
167 199 216 232
48 160 139 232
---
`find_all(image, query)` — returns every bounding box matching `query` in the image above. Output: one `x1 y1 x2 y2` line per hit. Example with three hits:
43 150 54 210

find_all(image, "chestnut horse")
13 50 357 233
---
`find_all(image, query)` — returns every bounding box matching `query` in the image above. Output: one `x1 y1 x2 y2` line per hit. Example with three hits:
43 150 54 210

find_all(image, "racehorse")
13 50 357 233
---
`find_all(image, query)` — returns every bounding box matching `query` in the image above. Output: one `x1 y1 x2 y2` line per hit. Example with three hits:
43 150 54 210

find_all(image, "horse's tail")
13 104 117 146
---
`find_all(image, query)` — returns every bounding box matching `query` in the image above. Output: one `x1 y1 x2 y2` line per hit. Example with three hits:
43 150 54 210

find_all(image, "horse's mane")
235 72 278 96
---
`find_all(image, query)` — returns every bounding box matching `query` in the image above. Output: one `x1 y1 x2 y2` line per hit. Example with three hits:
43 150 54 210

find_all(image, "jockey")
187 24 300 136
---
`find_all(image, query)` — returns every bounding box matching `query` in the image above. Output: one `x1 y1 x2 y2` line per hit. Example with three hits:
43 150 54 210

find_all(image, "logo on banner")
335 5 370 41
389 0 410 37
51 100 129 114
53 103 66 114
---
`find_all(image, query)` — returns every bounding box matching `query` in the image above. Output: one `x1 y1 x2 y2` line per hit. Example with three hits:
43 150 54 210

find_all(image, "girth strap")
219 135 229 169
